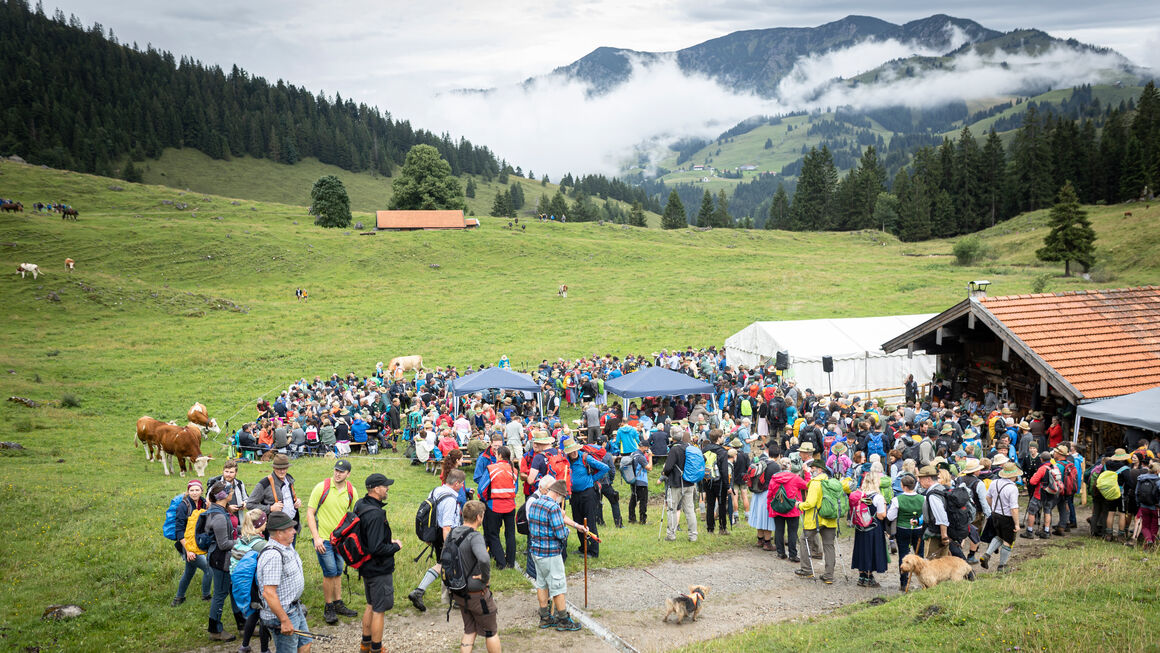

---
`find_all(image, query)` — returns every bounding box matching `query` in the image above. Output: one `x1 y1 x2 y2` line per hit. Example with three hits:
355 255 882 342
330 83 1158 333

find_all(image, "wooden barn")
375 210 479 231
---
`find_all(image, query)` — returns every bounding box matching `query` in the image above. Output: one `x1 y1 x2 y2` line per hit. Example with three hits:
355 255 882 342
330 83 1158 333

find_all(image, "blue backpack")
231 548 278 619
866 432 886 459
162 494 187 540
682 445 706 483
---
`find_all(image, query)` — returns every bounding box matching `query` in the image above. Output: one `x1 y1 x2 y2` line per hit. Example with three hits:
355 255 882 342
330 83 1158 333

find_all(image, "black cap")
334 459 352 473
365 473 394 490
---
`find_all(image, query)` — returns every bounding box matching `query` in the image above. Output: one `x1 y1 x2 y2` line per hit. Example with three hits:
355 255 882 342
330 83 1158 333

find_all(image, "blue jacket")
351 419 368 443
615 426 640 455
474 448 498 487
569 453 609 493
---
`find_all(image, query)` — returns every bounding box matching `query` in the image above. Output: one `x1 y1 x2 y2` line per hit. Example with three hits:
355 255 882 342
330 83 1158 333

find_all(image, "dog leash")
639 567 684 595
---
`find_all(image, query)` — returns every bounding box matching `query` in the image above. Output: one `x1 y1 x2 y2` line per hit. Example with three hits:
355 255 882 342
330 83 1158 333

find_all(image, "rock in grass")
43 604 84 620
0 441 25 449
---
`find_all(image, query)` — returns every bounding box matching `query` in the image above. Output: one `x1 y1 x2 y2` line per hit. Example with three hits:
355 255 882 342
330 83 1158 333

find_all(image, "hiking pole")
583 517 589 609
801 523 818 583
658 477 669 541
294 630 334 642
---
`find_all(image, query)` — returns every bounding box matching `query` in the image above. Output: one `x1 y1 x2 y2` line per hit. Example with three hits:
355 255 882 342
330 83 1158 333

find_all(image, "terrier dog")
662 585 709 624
899 554 975 590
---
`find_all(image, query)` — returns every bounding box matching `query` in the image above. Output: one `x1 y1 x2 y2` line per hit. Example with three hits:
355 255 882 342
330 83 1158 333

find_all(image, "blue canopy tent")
604 366 715 418
450 367 543 418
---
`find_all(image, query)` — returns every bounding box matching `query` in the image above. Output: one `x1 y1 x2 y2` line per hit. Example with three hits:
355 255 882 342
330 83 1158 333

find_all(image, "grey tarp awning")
1075 385 1160 435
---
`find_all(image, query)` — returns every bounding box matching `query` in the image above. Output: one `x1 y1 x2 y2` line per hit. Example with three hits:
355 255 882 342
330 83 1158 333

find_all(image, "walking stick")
583 517 589 609
658 477 669 541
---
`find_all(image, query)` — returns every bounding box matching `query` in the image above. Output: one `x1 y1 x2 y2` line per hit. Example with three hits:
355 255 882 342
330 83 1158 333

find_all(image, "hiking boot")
538 608 556 629
788 555 800 563
615 519 624 529
865 578 881 588
238 646 252 653
856 577 868 587
1020 529 1034 539
811 552 823 560
966 555 979 565
323 602 338 625
776 552 787 560
664 535 676 542
996 564 1008 573
202 594 213 601
209 631 236 642
821 576 834 584
407 588 427 612
1052 527 1065 537
754 538 765 548
1037 530 1050 539
890 540 898 555
554 612 582 631
762 540 774 551
794 569 814 578
979 553 990 569
333 599 358 617
720 529 730 536
171 596 186 607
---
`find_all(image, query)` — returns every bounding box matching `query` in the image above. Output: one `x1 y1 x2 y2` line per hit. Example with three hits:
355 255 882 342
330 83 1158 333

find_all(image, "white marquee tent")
724 314 939 396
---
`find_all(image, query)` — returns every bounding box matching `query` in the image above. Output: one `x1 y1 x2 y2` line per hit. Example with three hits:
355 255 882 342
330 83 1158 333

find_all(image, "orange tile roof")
980 286 1160 400
375 210 469 229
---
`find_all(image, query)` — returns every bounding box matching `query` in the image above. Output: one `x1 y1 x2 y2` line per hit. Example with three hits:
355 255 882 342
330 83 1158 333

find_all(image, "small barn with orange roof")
375 210 478 230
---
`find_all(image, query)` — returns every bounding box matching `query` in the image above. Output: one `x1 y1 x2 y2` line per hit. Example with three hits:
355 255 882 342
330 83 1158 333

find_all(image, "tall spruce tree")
767 183 790 229
895 170 931 242
628 201 648 227
1036 181 1096 276
980 129 1008 228
490 189 512 217
1131 81 1160 191
713 189 732 227
788 146 837 230
1010 105 1055 212
696 189 715 227
661 190 687 229
953 126 983 234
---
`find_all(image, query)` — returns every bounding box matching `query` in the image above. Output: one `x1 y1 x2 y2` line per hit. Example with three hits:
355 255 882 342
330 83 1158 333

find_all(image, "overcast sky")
51 1 1160 173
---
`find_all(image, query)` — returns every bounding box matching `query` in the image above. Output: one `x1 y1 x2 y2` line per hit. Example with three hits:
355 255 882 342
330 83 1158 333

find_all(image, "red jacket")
766 470 810 518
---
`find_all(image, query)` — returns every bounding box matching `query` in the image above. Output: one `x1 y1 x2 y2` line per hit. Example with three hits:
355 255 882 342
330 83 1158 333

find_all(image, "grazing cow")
388 355 423 374
135 416 178 462
16 263 40 279
186 402 220 436
1125 211 1133 218
157 423 210 477
65 258 75 273
1 201 22 213
62 208 78 220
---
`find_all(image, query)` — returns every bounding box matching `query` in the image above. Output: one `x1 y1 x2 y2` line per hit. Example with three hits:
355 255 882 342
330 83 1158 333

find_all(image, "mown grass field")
0 159 1158 651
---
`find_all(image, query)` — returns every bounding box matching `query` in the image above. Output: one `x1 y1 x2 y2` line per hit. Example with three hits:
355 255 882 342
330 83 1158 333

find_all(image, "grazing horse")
61 208 78 220
16 263 40 279
1 202 23 213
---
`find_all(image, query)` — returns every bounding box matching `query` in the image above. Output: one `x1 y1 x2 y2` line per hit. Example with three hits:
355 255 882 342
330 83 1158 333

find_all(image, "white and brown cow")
16 263 40 279
135 415 178 462
65 258 75 273
186 402 220 436
388 355 423 375
158 423 210 477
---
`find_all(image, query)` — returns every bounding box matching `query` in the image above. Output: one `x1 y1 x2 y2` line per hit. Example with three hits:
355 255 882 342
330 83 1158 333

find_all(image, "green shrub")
1031 273 1051 293
953 236 984 265
60 393 82 408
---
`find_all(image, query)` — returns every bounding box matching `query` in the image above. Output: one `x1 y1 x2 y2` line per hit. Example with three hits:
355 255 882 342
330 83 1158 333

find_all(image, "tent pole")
1072 411 1081 444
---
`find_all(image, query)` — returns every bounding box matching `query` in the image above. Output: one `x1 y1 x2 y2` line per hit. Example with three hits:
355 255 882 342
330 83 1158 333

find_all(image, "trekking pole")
658 477 669 541
583 518 589 609
801 523 818 582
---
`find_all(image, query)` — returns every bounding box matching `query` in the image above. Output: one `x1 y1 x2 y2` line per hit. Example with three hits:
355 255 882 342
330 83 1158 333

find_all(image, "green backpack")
818 478 846 521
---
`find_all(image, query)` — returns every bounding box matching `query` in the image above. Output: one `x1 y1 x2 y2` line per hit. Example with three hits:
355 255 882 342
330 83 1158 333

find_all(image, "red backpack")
580 444 607 460
546 451 573 495
849 490 876 529
330 509 371 568
1062 461 1078 495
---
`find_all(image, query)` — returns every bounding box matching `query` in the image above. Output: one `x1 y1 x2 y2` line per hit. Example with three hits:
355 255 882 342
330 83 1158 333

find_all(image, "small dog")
662 585 709 624
900 554 975 590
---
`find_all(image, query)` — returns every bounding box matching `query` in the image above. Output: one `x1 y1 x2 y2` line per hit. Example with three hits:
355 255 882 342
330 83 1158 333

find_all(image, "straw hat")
831 442 848 455
563 441 582 455
970 416 984 427
992 454 1009 466
1001 407 1013 416
798 442 815 454
1017 421 1031 430
728 437 744 448
1111 448 1131 461
960 459 983 475
998 462 1022 479
940 423 954 434
917 465 938 478
532 432 554 445
1053 444 1069 457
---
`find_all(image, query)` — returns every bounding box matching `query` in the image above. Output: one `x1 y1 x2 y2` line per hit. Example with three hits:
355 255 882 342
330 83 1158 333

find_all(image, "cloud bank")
395 33 1136 178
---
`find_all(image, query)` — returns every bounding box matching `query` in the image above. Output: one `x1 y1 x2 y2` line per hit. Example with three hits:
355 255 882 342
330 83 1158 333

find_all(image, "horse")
1 202 23 213
62 208 78 220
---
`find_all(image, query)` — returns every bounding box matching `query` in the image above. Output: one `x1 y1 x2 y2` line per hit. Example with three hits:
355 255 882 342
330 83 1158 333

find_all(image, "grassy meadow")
1 158 1158 651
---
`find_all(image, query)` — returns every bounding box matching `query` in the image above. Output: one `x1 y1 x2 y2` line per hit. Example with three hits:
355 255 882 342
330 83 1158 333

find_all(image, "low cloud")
395 31 1137 178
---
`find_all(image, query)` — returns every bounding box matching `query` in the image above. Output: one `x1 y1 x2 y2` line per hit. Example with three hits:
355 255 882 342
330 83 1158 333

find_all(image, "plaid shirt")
527 493 568 558
256 538 305 623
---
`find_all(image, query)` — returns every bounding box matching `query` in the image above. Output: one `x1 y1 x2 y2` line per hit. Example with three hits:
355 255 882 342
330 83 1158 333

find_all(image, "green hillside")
0 161 1157 651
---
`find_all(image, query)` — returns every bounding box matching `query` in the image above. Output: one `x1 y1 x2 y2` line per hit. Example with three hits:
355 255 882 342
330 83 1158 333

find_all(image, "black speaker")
822 356 834 373
775 350 789 370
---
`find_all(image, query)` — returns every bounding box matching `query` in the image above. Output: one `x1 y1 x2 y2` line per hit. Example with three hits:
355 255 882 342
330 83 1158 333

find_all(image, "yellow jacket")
797 474 850 530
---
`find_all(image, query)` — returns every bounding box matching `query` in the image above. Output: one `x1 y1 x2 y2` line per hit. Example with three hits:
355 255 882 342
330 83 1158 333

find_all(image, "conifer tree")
629 201 648 227
713 189 731 227
697 189 715 227
767 183 789 229
661 190 687 229
490 189 512 217
1036 181 1096 276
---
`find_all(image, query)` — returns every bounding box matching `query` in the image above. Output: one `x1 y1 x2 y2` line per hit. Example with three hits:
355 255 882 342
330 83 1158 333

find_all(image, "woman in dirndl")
850 468 889 587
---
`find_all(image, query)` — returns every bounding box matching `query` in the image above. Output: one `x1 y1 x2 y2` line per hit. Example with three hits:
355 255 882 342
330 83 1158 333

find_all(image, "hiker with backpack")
1024 452 1061 540
408 469 466 612
446 500 502 653
979 462 1022 572
1134 462 1160 550
849 468 888 587
528 479 587 632
887 473 925 589
955 459 992 563
766 458 807 559
702 429 733 535
231 509 271 653
918 467 969 561
1051 445 1079 535
256 512 313 653
625 440 653 525
207 460 249 514
564 440 609 556
305 459 359 625
246 454 302 544
661 427 702 542
478 445 519 569
169 479 212 607
344 473 402 653
795 459 847 584
204 482 246 642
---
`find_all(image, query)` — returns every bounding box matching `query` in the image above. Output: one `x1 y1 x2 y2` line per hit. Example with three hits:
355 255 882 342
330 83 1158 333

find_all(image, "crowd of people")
166 351 1159 651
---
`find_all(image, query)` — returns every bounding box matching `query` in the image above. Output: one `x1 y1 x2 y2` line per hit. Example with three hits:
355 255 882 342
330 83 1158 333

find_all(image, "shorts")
263 604 311 653
531 554 566 597
1026 497 1044 517
316 540 345 578
459 589 499 637
363 573 394 613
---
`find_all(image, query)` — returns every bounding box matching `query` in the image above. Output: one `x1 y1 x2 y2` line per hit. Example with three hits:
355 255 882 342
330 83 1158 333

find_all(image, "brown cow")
135 416 177 462
65 258 75 273
158 423 210 477
186 402 220 436
388 355 423 374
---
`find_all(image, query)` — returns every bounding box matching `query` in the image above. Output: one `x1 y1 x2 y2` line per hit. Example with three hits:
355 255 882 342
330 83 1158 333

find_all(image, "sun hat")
798 442 815 454
1017 421 1031 430
940 423 954 434
563 441 582 455
998 462 1022 479
266 512 297 532
1111 448 1131 461
271 454 291 470
831 442 848 455
548 479 569 496
992 454 1009 466
532 431 554 445
960 459 983 475
916 465 939 478
970 416 984 427
728 437 744 448
1053 444 1069 457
